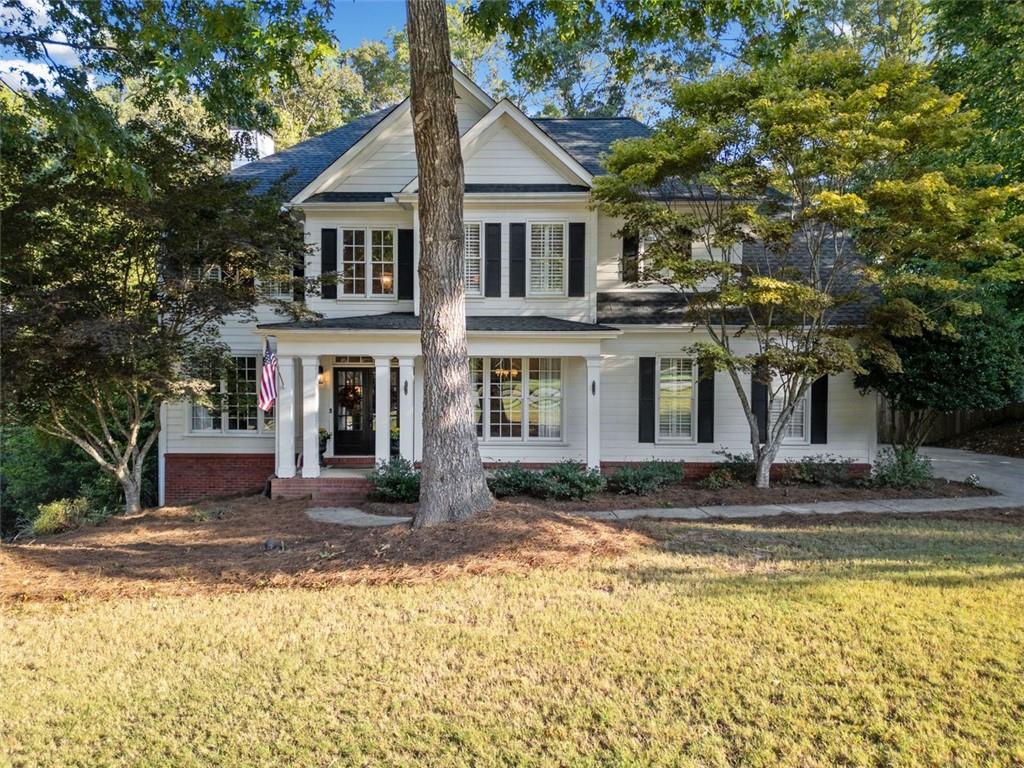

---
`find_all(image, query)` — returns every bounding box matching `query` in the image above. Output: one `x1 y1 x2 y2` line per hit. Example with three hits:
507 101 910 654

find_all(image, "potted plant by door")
318 427 329 465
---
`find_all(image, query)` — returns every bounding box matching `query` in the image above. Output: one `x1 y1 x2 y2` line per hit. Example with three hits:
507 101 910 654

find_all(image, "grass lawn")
3 510 1023 767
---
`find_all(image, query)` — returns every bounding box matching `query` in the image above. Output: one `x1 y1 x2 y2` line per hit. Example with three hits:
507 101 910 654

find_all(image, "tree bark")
406 0 492 527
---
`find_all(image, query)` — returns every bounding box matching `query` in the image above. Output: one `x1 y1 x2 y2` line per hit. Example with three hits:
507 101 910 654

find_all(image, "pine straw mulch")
0 497 652 604
940 419 1024 459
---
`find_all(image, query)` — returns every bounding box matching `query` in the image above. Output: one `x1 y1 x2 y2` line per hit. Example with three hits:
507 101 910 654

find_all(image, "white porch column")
374 357 392 466
276 356 296 478
300 356 320 478
585 356 602 470
397 356 415 462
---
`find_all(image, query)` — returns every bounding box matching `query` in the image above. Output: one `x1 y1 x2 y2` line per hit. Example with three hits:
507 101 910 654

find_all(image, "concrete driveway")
920 446 1024 500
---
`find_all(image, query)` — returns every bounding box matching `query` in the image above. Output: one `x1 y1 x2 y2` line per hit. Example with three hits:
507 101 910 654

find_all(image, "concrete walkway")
304 448 1023 527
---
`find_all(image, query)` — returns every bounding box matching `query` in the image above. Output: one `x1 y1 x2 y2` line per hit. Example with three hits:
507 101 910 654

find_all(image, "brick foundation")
164 453 275 505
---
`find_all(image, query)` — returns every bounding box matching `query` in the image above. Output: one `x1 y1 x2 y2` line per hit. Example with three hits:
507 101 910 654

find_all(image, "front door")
333 367 374 455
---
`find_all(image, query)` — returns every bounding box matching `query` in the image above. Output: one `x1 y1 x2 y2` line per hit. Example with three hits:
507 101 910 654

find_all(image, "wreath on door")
338 383 362 411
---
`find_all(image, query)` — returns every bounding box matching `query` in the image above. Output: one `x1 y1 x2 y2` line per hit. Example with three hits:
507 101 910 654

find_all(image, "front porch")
260 316 618 498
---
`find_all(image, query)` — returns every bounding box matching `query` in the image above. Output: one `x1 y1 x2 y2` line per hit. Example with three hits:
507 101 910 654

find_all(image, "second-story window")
529 222 565 296
464 222 482 295
340 228 395 296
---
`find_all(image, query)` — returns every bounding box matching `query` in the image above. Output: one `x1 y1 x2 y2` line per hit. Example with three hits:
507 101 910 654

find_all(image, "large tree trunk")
406 0 492 527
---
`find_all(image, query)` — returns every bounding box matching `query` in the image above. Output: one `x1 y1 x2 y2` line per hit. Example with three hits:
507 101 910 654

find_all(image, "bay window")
470 357 562 441
464 222 482 295
529 222 565 295
657 357 696 441
340 227 395 296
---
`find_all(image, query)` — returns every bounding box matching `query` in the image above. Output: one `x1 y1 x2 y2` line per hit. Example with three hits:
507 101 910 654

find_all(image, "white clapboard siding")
464 120 576 185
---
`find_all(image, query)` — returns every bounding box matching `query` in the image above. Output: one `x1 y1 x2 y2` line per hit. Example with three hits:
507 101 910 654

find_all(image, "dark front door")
333 367 374 455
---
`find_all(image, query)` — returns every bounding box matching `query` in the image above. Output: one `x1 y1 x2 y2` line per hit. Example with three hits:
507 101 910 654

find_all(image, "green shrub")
698 468 737 491
488 463 540 498
368 457 421 502
609 461 684 495
31 497 108 536
786 454 855 486
713 449 755 483
534 461 606 500
871 447 933 488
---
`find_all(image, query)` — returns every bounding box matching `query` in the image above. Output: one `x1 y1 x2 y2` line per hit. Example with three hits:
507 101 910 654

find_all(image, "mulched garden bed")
362 477 992 516
940 419 1024 459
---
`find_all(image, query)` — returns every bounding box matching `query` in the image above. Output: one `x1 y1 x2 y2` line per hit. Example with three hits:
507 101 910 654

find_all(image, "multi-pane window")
470 357 485 437
338 228 395 296
469 357 562 441
658 357 695 440
370 229 395 294
770 392 808 441
464 222 482 295
528 358 562 439
529 223 565 295
191 356 272 434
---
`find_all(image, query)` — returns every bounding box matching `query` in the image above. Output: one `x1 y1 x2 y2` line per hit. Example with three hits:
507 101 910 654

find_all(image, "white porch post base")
300 356 320 478
398 356 415 462
276 356 296 478
374 357 392 466
585 356 602 470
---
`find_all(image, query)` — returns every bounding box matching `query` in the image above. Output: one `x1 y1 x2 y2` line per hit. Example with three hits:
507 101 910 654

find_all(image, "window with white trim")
469 357 562 441
657 357 696 441
191 356 274 434
464 222 482 296
528 222 565 295
770 391 808 442
338 227 396 296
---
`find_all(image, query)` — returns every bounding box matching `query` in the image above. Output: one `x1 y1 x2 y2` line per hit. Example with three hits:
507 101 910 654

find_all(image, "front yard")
3 501 1023 766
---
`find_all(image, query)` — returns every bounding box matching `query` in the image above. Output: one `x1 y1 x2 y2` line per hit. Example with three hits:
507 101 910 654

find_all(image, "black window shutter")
292 255 305 302
484 223 501 297
321 228 337 299
397 229 414 300
622 231 640 283
751 372 768 444
810 375 829 444
697 363 715 443
509 222 526 297
638 357 656 443
568 222 586 297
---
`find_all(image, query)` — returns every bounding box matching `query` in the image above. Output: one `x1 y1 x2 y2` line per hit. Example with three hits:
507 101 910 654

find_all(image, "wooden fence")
877 400 1024 445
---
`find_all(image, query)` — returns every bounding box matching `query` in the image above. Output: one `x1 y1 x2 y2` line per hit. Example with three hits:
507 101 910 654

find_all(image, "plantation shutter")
568 222 586 297
638 357 656 443
484 222 502 297
697 363 715 443
622 231 640 283
810 375 829 444
509 222 526 297
292 255 305 302
397 229 414 300
751 371 768 444
321 228 337 299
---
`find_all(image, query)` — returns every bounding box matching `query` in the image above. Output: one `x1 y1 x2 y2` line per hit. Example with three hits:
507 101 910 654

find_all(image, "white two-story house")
157 68 877 505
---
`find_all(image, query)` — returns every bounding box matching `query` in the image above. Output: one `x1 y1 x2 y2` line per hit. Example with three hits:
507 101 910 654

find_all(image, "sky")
332 1 408 49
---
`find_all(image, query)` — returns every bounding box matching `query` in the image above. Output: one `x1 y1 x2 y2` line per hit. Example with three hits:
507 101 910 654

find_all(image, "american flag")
257 339 278 412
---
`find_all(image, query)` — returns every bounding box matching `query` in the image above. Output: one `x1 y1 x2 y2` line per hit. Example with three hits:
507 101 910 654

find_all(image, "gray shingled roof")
597 234 874 326
258 313 618 333
228 105 399 198
534 118 651 176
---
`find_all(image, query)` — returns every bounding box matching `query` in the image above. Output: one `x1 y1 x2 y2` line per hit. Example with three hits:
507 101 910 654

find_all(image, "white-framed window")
469 357 563 442
262 275 293 300
656 356 696 442
464 222 483 296
528 222 566 296
190 264 223 282
769 390 809 443
338 227 396 296
190 355 274 434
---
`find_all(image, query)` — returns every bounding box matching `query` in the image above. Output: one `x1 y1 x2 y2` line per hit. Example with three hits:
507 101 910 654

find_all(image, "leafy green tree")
1 0 333 186
856 294 1024 449
593 48 1020 487
1 102 308 514
268 54 367 149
